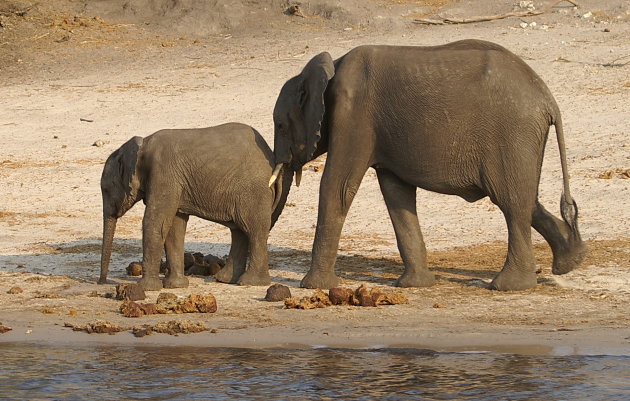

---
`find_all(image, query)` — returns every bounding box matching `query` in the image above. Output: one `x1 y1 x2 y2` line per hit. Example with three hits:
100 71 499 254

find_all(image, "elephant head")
270 52 335 187
98 136 144 284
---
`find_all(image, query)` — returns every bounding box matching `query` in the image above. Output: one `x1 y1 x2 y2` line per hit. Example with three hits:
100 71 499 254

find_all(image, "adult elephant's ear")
299 52 335 161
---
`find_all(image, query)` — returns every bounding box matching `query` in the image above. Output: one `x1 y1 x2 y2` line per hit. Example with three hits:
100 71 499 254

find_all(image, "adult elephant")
269 39 586 291
99 123 293 290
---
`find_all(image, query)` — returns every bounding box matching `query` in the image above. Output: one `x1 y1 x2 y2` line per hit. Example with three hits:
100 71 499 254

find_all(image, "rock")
126 262 143 276
92 140 106 147
115 283 146 301
7 286 23 294
328 287 354 305
0 323 12 334
284 289 332 309
265 283 292 301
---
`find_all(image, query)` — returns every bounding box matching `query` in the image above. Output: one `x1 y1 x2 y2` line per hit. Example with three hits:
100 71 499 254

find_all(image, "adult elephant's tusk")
295 167 302 187
268 163 283 187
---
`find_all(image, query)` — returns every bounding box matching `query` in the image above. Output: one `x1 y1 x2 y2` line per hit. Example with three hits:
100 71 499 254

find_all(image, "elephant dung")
328 287 354 305
184 252 196 269
0 323 12 334
126 262 143 277
353 285 409 307
185 253 224 276
7 286 23 294
152 320 208 335
265 283 292 302
64 320 126 334
132 320 209 337
157 293 217 314
115 283 146 301
284 289 332 309
120 300 158 318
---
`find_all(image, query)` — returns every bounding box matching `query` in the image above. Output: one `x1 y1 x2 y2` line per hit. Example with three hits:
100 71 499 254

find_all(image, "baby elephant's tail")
551 112 587 274
553 114 580 237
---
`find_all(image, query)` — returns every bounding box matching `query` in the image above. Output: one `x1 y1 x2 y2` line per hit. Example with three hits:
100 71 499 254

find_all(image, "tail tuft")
560 192 580 236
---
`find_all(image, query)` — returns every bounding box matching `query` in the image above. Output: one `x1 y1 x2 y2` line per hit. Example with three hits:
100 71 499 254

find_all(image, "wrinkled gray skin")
273 39 587 291
99 123 293 290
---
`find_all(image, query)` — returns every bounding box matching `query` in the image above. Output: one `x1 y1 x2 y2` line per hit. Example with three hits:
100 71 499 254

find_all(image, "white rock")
520 22 529 29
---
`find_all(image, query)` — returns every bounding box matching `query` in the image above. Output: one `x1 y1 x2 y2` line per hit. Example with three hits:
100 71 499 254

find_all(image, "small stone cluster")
120 292 217 317
284 285 408 309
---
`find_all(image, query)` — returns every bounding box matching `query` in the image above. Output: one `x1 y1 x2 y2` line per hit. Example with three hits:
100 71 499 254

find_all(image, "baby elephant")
99 123 293 290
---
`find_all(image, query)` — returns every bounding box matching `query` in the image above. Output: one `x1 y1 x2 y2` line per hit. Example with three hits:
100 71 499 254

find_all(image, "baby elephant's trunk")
99 216 117 284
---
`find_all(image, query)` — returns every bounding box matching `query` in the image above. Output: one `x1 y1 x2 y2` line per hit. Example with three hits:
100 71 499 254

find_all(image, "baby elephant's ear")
299 52 335 161
118 136 143 197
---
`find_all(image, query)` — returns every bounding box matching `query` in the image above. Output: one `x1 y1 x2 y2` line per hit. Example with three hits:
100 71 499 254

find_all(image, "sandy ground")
0 0 629 353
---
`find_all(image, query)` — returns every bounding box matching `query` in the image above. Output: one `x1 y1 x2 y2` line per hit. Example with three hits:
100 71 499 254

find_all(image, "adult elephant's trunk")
270 165 294 230
98 216 117 284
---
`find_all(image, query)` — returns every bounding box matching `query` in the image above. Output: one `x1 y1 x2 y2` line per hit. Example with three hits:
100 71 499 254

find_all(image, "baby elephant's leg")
163 213 190 289
215 229 248 284
237 224 272 286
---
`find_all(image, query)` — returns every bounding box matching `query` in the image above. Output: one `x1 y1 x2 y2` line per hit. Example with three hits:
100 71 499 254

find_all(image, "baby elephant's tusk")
268 163 283 187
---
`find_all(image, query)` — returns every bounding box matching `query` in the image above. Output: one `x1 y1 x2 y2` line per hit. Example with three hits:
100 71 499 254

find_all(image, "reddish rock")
265 283 292 302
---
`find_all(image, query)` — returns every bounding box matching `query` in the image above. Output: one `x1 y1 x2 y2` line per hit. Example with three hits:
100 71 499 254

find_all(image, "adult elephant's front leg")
301 160 369 289
376 169 435 287
163 212 190 289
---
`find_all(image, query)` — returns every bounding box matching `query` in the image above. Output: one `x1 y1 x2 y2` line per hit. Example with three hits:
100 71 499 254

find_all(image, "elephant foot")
489 268 537 291
97 276 108 285
552 241 588 275
237 269 271 286
138 276 163 291
215 263 243 284
300 269 340 289
395 269 435 288
163 276 189 289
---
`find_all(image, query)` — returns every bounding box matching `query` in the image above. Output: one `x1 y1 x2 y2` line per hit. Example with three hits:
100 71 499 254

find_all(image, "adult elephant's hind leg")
376 169 435 287
490 204 538 291
163 212 190 289
532 201 587 274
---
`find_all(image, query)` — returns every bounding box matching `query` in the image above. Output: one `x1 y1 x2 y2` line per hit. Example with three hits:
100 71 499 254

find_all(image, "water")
1 344 628 400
